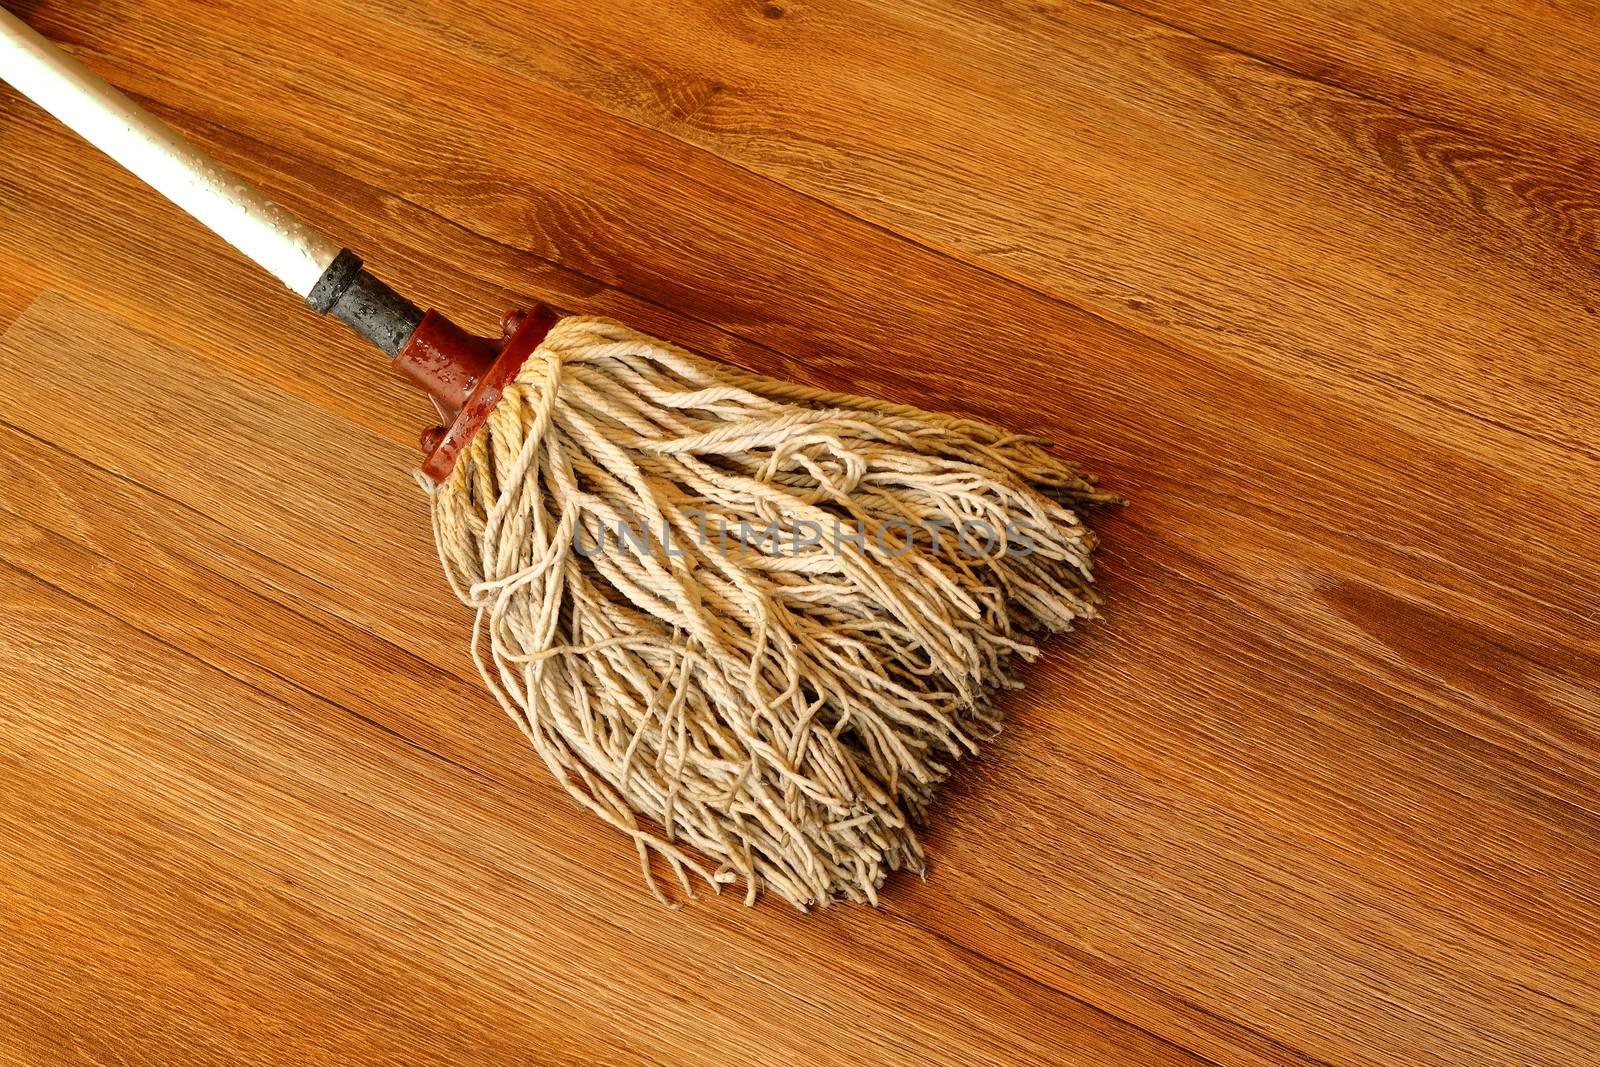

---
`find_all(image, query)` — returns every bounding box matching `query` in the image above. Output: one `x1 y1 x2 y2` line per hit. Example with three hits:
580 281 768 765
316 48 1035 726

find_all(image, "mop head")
424 316 1114 908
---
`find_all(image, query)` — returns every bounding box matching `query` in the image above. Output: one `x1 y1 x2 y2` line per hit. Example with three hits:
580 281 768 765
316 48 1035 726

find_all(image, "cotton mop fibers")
424 315 1113 908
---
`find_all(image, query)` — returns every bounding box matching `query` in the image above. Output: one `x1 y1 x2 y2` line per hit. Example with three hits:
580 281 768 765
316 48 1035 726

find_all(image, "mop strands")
425 315 1114 908
1 10 1115 910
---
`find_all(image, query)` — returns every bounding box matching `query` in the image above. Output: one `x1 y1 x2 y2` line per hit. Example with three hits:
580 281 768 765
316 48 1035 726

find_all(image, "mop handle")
0 7 342 298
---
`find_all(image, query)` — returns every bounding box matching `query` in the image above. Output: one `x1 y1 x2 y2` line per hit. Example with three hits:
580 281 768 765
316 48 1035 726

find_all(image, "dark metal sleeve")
305 249 425 358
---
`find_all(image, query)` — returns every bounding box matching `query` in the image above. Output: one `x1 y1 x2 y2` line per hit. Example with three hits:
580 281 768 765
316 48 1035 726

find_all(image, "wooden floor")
1 0 1596 1063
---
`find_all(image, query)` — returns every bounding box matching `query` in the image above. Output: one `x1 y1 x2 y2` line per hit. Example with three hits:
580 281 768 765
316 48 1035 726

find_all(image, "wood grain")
0 0 1596 1064
316 0 1600 503
1114 0 1600 150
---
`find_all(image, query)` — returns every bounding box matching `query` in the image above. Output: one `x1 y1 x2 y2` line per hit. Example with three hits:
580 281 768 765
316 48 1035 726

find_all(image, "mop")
0 9 1114 908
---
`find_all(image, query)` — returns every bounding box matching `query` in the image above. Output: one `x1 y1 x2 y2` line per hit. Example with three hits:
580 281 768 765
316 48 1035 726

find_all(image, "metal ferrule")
305 249 425 358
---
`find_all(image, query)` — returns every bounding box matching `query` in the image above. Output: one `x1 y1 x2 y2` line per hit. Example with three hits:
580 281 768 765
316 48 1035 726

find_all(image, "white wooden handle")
0 7 342 297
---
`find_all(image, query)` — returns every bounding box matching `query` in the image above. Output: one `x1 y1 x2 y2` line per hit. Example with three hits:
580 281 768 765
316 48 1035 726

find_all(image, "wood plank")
210 0 1600 506
0 294 1195 1067
14 0 1598 501
1109 0 1600 148
1 0 1597 1062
